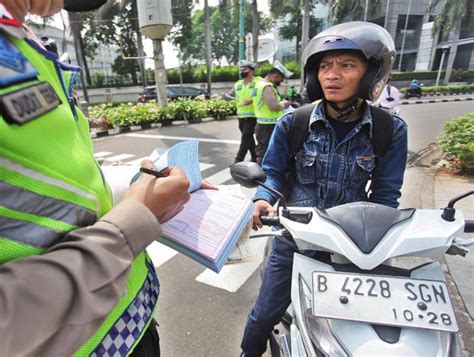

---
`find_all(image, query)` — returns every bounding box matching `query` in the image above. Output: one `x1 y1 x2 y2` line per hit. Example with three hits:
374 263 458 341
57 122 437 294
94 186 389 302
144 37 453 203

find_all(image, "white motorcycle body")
273 203 466 357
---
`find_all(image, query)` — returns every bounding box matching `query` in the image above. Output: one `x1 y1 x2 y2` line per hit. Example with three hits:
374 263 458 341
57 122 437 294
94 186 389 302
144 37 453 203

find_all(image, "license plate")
312 271 458 332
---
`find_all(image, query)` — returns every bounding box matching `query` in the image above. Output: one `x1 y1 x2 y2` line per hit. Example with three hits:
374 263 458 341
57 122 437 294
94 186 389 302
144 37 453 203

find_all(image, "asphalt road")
92 100 473 356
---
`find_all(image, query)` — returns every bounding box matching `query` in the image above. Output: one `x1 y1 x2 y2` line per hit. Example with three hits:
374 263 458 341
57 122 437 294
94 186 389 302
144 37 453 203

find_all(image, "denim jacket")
254 102 408 209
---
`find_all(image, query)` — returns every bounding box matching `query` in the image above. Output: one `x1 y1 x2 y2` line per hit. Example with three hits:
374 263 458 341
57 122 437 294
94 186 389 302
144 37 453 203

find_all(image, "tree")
93 0 146 85
329 0 381 23
274 2 323 59
89 2 141 84
68 12 91 101
429 0 473 84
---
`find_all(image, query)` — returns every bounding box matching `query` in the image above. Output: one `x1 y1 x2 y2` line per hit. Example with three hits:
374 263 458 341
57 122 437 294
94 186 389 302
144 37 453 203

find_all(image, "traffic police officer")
0 1 192 356
252 61 292 165
231 60 260 163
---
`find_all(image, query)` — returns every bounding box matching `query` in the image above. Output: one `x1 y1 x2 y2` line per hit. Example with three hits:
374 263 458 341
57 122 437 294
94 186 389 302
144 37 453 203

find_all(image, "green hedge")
392 70 474 82
88 98 237 129
165 61 301 84
400 84 474 94
438 112 474 173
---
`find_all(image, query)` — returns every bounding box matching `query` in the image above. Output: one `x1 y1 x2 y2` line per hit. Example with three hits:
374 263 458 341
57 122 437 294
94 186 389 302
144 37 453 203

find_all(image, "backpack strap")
369 105 394 158
287 103 393 158
288 103 316 156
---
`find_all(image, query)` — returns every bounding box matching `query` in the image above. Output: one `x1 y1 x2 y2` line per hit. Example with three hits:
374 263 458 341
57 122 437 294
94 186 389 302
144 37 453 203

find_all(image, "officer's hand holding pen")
125 164 191 224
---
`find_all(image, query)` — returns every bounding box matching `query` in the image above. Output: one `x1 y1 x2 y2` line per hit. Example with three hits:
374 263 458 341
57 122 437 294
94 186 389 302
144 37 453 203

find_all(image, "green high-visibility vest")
234 76 260 118
0 33 157 356
252 80 284 124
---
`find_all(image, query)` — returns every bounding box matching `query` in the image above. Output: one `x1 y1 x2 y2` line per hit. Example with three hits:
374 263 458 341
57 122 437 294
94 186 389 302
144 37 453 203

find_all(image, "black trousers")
255 123 276 165
235 117 257 162
130 320 160 357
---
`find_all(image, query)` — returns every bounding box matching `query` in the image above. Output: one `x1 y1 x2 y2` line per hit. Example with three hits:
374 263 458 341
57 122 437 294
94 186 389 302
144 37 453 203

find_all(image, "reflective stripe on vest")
0 180 97 226
91 261 159 356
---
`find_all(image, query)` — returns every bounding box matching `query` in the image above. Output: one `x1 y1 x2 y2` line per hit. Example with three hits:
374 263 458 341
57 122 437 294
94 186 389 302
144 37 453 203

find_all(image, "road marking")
147 241 178 268
94 151 112 158
195 237 268 292
126 156 149 166
106 154 135 162
126 133 240 145
199 163 215 171
204 167 232 185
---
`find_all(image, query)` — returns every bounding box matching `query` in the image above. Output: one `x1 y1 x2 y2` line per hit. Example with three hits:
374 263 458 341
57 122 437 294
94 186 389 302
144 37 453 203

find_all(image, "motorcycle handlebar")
259 215 280 226
465 220 474 233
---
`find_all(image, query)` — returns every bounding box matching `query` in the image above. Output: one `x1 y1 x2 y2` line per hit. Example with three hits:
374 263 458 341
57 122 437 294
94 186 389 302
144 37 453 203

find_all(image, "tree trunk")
252 0 259 63
68 12 89 102
204 0 212 93
444 21 461 85
132 2 147 86
301 0 310 88
136 30 147 86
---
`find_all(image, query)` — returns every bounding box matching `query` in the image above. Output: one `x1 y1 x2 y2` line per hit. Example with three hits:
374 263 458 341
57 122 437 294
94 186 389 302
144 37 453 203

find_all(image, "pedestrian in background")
224 61 260 163
252 61 293 165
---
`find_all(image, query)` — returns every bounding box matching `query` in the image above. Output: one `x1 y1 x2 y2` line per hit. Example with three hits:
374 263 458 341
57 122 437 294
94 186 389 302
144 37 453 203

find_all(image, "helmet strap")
326 96 360 122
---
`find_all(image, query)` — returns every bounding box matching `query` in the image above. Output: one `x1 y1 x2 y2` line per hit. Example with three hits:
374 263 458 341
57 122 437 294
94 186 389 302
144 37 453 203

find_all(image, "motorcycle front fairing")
290 254 461 356
278 202 465 270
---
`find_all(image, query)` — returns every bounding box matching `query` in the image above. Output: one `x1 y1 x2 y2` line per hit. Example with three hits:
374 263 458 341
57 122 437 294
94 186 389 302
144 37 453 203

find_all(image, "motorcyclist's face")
318 51 368 105
64 0 107 12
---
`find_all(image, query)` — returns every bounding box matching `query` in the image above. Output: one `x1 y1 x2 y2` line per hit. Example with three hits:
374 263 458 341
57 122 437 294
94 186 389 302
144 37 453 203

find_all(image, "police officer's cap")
272 60 293 78
239 60 256 70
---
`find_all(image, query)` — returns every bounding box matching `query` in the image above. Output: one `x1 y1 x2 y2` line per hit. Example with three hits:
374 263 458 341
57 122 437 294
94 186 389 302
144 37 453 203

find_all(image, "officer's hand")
124 166 191 224
282 100 292 109
252 200 275 230
243 99 253 105
4 0 64 22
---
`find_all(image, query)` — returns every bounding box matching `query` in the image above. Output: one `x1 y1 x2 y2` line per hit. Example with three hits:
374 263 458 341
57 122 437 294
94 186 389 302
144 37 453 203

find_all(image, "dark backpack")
287 103 393 158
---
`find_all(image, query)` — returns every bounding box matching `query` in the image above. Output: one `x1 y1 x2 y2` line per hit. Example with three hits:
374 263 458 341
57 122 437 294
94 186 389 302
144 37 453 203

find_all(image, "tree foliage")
87 2 140 83
275 3 323 55
179 3 270 65
429 0 473 39
329 0 381 23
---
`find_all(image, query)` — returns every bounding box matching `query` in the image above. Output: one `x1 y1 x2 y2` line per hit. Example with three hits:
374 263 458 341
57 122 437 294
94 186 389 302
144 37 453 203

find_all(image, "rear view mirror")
230 162 266 188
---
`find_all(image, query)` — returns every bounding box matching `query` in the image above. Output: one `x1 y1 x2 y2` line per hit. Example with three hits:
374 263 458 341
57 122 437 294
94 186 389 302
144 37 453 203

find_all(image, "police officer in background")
0 1 205 355
225 61 260 163
252 61 292 165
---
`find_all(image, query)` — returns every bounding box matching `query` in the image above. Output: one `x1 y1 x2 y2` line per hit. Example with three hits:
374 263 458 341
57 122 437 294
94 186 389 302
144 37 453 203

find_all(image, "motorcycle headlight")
298 275 348 357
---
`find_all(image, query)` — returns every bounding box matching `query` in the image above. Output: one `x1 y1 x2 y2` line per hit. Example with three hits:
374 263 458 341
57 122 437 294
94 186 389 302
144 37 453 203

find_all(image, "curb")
408 143 444 167
90 116 237 139
401 96 474 106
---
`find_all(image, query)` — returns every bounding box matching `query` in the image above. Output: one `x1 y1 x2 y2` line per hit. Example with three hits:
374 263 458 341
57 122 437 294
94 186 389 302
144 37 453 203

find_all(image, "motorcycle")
405 86 423 99
230 162 474 357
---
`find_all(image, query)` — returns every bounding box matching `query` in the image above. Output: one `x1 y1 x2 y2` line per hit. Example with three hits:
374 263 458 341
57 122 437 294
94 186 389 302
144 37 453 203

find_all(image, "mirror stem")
255 180 287 209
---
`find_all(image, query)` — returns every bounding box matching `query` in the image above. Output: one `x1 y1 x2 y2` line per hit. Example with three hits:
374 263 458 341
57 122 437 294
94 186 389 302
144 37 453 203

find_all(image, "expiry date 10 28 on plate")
312 271 458 332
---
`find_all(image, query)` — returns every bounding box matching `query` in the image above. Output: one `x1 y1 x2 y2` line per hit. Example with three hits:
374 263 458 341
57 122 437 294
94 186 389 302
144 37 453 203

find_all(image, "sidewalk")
403 158 473 355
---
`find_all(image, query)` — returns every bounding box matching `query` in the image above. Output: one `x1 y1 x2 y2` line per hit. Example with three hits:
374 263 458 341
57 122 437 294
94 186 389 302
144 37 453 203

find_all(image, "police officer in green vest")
0 1 199 355
225 61 260 163
253 61 292 165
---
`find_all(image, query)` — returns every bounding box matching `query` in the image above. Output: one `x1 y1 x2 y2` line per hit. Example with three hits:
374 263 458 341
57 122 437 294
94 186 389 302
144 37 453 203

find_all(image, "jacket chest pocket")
351 155 376 186
294 151 318 184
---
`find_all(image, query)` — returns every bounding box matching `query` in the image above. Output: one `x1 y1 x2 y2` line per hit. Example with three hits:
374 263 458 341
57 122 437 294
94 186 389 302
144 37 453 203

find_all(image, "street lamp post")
239 0 244 61
397 0 412 72
435 46 449 87
364 0 369 21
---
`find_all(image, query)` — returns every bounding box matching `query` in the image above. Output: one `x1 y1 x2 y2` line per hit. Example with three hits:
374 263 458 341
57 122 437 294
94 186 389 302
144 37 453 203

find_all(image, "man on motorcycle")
240 21 408 356
409 79 423 97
